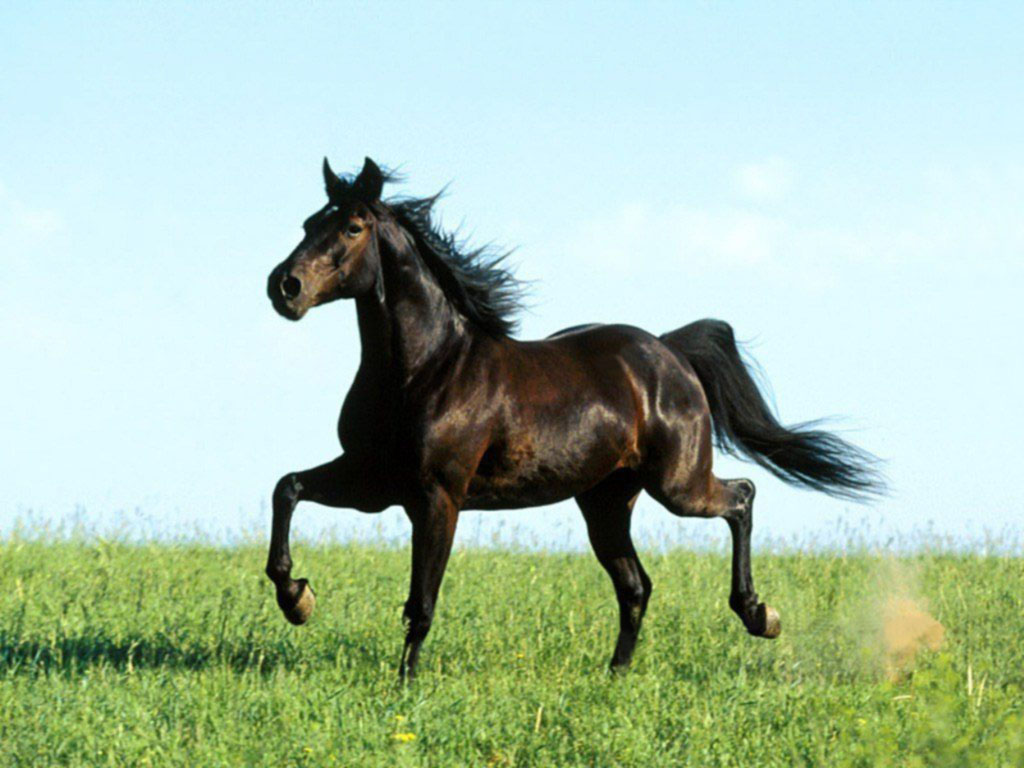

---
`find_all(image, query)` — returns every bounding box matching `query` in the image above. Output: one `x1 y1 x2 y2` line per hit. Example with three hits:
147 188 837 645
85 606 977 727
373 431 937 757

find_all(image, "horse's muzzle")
267 267 306 321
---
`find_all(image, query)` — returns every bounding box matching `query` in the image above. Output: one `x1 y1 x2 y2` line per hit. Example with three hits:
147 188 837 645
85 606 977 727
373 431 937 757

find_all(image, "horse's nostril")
281 275 302 300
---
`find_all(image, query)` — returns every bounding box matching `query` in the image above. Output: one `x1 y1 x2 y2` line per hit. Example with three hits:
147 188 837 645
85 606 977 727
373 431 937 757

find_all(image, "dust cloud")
867 559 945 680
882 596 945 679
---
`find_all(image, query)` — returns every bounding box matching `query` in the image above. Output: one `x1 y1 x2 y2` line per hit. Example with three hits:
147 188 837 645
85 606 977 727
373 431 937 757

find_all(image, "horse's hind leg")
719 479 781 638
646 474 781 639
576 471 651 670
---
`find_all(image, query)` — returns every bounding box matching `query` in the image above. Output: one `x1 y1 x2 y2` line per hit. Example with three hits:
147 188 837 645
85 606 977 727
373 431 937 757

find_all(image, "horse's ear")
352 157 384 202
323 157 347 200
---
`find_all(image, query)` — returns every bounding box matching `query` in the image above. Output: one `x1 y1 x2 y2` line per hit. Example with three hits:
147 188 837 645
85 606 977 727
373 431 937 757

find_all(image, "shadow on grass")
0 629 386 677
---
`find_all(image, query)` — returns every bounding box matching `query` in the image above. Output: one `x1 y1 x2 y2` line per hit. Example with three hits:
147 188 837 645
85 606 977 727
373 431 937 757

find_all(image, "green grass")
1 538 1022 766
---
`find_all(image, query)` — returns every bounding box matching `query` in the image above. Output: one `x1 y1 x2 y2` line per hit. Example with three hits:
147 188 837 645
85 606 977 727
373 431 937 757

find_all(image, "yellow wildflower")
393 732 417 743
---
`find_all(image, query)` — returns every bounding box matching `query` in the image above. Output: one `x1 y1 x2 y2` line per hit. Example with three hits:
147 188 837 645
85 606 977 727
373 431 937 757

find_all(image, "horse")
265 157 884 678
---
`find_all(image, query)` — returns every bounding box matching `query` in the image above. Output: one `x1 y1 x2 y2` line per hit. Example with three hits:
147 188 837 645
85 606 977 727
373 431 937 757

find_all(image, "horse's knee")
732 478 755 508
273 473 302 507
721 478 755 523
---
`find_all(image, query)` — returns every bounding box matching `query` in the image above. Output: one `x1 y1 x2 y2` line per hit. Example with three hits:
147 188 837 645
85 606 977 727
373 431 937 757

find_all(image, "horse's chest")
337 375 400 452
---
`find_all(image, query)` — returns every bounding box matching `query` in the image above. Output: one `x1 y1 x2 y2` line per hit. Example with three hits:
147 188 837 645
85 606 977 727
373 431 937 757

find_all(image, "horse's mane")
383 194 524 338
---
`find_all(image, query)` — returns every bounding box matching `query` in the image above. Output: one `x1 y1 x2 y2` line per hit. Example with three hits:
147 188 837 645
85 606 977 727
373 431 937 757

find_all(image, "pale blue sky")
2 2 1022 548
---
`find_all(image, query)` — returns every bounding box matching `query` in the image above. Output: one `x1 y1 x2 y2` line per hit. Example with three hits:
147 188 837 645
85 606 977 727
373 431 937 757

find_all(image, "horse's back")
531 323 703 397
546 322 602 339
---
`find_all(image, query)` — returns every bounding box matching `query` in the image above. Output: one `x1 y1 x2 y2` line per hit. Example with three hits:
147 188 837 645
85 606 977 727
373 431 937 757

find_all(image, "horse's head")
268 157 386 320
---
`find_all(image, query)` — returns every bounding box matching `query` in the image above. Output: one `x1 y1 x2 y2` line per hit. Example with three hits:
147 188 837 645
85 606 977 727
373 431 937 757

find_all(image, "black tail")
660 319 886 501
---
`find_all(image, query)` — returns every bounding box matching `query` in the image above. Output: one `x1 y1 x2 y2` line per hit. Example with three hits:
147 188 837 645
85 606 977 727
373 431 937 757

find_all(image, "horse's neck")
353 293 392 372
354 234 468 388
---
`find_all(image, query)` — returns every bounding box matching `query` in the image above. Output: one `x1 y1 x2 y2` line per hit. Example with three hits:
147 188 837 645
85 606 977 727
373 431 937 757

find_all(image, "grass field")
1 537 1022 766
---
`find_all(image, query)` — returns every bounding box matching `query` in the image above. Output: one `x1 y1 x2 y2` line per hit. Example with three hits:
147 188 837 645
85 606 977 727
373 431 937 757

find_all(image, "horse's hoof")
280 579 316 626
758 603 782 639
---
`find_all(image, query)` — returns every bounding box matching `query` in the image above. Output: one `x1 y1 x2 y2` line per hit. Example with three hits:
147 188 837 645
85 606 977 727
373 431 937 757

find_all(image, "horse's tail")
659 319 886 501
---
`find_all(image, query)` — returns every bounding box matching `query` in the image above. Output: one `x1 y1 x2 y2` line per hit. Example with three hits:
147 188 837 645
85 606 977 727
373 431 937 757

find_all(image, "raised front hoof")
749 603 782 639
277 578 316 626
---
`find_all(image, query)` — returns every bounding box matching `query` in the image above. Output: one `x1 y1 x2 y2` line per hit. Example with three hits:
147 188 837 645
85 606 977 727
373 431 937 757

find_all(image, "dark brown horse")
265 158 883 678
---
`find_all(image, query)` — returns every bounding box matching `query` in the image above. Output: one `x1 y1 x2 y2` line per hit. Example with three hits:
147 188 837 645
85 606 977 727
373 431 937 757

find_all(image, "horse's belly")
464 476 582 510
463 433 635 510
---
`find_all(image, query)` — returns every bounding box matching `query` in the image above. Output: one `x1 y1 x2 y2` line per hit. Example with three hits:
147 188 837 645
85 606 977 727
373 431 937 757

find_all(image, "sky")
2 2 1023 550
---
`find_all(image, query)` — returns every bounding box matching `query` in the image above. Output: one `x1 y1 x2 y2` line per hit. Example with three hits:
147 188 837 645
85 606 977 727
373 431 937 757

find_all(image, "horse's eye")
346 223 364 237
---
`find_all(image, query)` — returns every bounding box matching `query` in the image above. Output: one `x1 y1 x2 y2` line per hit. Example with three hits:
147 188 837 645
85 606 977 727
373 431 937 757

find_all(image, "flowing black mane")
326 163 524 337
384 195 523 337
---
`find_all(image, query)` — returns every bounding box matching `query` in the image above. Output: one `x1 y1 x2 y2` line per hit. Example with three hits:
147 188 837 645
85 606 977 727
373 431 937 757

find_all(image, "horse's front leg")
266 454 381 625
399 489 459 680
